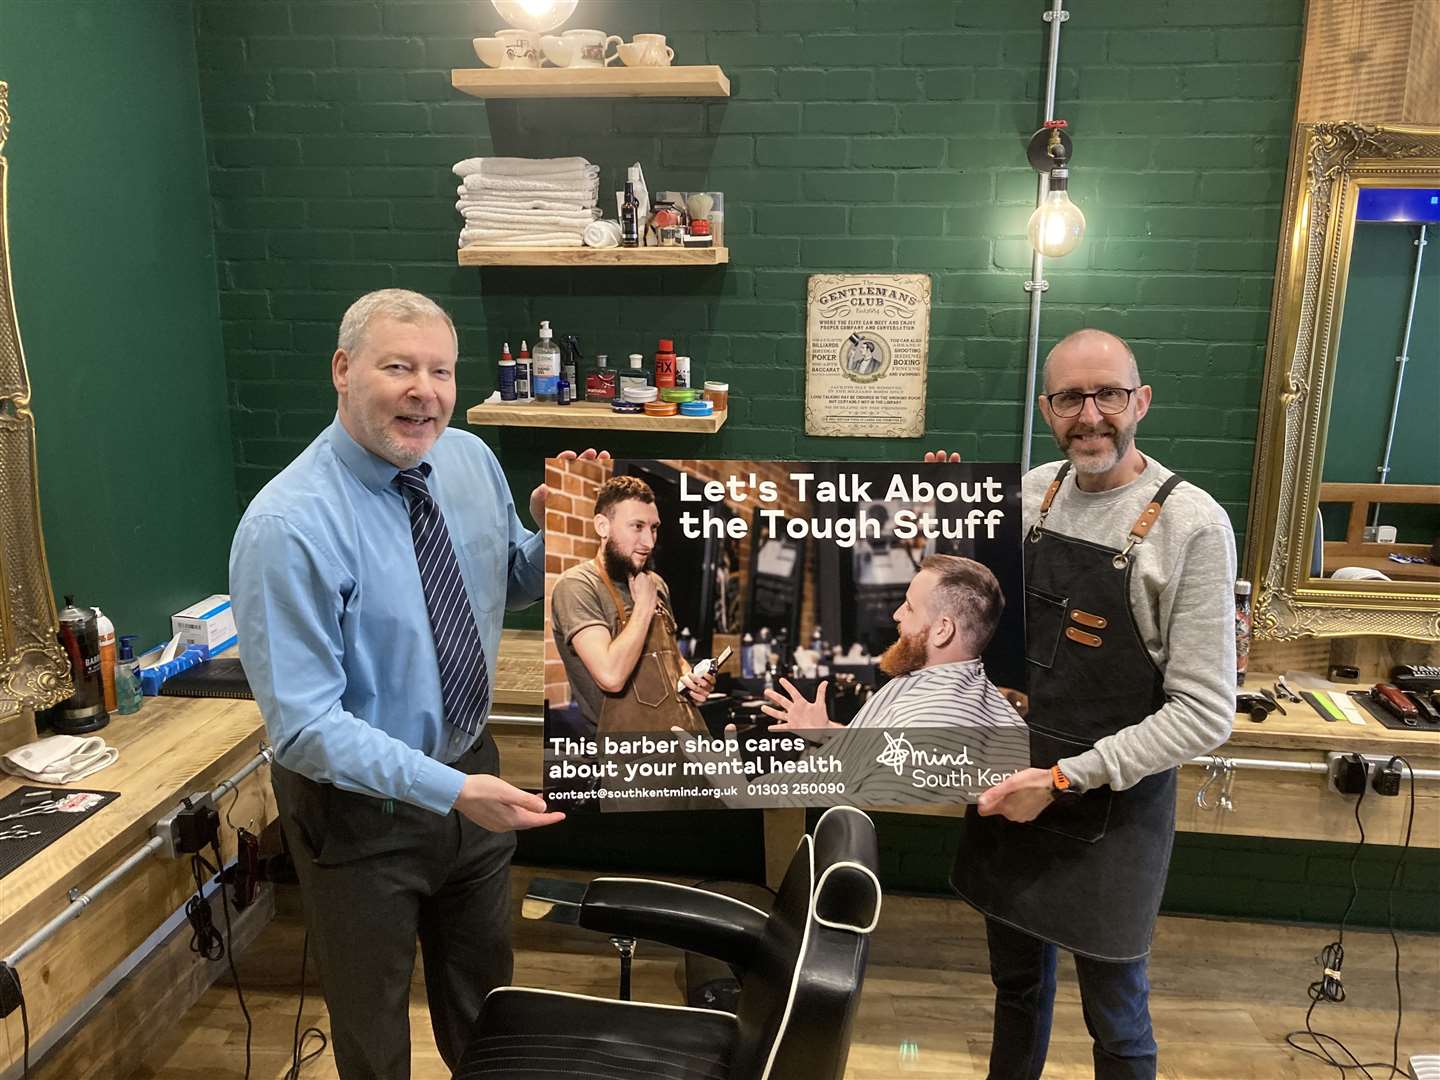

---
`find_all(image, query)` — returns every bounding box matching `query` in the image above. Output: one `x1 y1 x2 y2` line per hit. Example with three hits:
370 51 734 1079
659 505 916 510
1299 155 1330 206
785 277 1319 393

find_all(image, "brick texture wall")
195 0 1302 553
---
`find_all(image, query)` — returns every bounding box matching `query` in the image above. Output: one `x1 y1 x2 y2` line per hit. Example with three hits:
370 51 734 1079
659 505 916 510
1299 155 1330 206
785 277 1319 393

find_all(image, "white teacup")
473 36 505 68
619 33 675 67
494 29 541 68
542 29 622 68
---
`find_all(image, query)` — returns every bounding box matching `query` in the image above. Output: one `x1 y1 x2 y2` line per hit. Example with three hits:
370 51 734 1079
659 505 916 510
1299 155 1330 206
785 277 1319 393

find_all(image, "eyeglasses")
1042 387 1139 418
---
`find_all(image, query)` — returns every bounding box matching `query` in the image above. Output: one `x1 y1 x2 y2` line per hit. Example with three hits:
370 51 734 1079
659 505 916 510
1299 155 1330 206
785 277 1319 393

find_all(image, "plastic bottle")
675 355 691 389
115 635 143 715
532 321 561 402
740 632 756 677
515 340 533 402
654 338 677 388
93 607 117 713
499 341 517 402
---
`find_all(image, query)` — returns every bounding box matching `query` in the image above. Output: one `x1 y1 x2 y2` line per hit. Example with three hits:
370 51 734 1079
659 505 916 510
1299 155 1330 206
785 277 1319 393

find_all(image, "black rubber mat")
0 786 120 880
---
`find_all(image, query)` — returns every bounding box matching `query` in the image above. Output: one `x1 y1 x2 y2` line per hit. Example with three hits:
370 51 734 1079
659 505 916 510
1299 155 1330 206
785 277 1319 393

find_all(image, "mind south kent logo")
876 732 914 777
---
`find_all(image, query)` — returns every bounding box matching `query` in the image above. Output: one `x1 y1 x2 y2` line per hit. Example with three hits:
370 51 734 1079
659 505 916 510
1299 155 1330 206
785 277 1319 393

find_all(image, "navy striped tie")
396 465 489 737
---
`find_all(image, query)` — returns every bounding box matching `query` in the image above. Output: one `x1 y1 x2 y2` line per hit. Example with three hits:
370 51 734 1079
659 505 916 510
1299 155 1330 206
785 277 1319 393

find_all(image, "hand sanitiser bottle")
532 321 561 402
115 635 143 715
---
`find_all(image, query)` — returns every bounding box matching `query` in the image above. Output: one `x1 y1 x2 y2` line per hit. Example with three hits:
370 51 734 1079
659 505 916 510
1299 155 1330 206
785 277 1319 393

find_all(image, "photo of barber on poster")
542 458 1031 812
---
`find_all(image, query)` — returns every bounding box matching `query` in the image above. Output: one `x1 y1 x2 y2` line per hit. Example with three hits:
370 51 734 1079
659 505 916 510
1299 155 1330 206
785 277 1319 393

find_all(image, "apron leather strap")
1030 461 1072 540
1113 474 1185 568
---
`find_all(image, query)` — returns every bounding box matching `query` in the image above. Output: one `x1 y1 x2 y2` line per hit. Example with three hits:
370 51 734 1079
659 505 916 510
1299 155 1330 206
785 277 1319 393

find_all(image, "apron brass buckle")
1111 536 1140 569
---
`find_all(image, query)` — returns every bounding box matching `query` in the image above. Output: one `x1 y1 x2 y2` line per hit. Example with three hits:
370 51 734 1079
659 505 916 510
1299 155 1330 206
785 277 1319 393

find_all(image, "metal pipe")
1371 223 1428 525
1188 754 1440 781
1020 0 1068 473
210 743 274 804
3 836 166 968
2 744 277 969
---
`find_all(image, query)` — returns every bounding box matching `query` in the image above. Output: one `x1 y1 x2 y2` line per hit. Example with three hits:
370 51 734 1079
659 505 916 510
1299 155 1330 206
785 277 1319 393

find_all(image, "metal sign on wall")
804 273 931 438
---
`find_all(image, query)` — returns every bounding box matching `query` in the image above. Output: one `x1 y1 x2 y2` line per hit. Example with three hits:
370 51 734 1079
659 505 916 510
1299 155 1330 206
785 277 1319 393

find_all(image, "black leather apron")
952 462 1184 961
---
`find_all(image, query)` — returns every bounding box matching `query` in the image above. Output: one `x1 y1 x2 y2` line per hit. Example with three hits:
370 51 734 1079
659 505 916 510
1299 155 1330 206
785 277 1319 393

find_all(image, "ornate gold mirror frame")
0 82 72 722
1248 122 1440 642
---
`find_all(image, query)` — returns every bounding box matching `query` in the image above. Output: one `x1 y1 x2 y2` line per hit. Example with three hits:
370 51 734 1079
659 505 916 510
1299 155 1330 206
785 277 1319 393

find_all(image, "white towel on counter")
461 208 601 228
460 236 585 248
2 734 118 784
583 220 623 248
453 155 597 179
461 173 599 198
459 226 585 245
457 194 597 213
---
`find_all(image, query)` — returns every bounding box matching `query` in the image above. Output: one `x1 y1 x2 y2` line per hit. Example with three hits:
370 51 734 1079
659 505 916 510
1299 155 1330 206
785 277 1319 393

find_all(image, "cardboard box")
171 594 236 656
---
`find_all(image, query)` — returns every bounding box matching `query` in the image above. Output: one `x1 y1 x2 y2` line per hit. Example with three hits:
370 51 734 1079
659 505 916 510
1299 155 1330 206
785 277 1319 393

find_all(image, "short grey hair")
1042 328 1140 391
336 289 457 357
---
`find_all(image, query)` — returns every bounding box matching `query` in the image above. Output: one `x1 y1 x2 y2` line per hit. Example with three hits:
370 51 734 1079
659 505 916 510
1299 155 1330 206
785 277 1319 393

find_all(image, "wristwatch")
1050 763 1080 798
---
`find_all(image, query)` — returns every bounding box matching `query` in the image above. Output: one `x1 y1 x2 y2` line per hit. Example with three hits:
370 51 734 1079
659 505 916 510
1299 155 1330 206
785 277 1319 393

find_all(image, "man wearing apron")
946 329 1237 1079
551 475 712 794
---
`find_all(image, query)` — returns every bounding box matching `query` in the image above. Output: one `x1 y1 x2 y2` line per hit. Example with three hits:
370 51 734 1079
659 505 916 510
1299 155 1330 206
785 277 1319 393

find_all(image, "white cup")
473 37 505 68
620 33 675 67
495 29 541 68
542 29 623 68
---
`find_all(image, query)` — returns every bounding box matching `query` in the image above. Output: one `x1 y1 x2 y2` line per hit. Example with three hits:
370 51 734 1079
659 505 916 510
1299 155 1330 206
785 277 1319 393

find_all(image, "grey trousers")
272 734 517 1079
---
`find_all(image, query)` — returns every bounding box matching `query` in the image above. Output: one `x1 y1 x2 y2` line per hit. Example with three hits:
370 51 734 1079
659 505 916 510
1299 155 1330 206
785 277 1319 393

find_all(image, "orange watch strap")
1050 763 1072 791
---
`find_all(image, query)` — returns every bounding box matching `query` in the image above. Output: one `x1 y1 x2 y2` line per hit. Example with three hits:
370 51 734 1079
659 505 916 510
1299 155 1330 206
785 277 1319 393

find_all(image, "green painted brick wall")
187 0 1435 933
194 0 1299 550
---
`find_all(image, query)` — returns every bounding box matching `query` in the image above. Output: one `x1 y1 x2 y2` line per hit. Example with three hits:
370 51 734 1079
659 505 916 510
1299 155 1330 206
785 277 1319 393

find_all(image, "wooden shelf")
458 245 728 267
451 65 730 99
467 399 727 433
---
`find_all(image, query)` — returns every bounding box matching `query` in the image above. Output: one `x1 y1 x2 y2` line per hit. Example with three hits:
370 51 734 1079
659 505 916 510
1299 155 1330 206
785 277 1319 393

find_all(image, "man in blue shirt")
230 289 594 1078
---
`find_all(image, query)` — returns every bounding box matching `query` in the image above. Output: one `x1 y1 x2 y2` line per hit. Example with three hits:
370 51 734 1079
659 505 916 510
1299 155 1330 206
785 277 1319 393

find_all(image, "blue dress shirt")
229 416 544 815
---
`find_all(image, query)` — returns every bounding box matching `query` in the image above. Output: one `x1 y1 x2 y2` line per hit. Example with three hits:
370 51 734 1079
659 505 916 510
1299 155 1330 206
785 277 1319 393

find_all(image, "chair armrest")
579 878 769 969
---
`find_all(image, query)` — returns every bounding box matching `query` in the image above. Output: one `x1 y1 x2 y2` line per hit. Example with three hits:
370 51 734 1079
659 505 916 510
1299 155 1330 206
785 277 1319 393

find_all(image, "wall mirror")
0 82 72 726
1247 122 1440 641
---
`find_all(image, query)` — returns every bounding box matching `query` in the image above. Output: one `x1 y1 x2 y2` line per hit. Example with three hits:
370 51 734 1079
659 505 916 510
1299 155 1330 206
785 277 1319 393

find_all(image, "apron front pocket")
631 652 671 709
1027 726 1111 845
1024 586 1069 670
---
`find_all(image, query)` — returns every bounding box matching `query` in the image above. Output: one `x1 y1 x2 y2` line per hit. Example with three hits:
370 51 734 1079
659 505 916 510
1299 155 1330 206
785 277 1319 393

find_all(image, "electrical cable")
210 839 253 1080
1284 754 1418 1078
187 853 224 962
283 930 328 1080
1 964 28 1079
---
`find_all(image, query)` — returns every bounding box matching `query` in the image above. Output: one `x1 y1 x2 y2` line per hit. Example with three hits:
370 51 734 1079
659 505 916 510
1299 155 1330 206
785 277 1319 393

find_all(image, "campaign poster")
542 458 1029 812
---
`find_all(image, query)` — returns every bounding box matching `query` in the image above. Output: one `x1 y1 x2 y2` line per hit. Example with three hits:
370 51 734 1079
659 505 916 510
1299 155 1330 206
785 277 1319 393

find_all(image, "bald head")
1043 329 1140 393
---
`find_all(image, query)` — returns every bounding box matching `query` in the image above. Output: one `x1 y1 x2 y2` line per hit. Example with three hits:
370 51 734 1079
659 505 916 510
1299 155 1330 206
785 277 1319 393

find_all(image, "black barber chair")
455 806 881 1080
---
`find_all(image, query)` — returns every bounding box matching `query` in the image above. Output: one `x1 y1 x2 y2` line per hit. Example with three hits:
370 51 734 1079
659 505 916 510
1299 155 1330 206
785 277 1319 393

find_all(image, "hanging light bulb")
1027 167 1086 257
491 0 577 32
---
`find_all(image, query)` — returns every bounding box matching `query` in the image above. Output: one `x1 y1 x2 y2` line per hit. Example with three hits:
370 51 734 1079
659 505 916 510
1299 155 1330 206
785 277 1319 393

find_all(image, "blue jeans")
984 916 1158 1080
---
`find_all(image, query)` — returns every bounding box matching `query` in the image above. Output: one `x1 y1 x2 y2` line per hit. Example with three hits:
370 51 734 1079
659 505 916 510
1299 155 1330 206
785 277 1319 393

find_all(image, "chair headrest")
811 807 881 934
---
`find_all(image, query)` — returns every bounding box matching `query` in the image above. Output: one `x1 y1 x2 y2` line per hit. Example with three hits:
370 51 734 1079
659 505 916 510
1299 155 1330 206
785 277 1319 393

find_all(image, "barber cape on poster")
541 457 1031 813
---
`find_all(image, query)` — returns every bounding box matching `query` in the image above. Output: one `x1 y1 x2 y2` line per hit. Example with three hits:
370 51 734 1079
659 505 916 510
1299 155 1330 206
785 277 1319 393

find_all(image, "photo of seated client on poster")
542 458 1030 812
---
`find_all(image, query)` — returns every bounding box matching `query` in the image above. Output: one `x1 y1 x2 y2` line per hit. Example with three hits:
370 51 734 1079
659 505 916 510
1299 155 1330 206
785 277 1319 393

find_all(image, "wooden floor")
135 872 1440 1079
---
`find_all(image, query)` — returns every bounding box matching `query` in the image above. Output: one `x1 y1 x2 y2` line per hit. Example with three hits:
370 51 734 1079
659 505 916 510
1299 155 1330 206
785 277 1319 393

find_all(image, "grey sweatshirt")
1025 455 1237 792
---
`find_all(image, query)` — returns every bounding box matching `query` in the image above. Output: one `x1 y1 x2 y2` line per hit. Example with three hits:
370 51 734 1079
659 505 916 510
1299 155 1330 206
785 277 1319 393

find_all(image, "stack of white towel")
453 156 601 248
